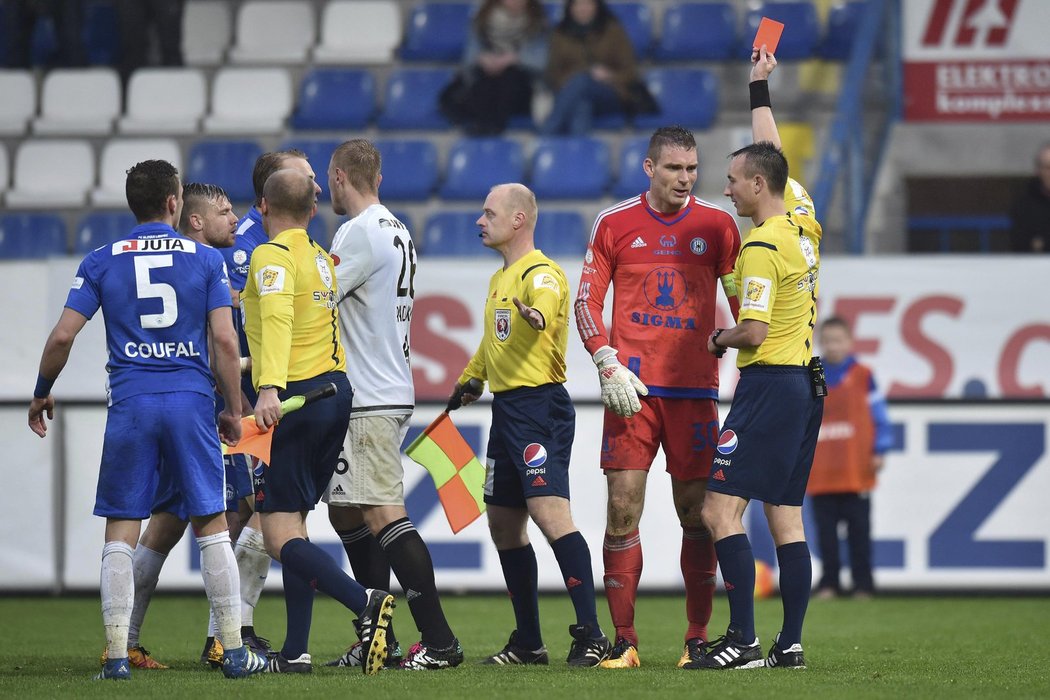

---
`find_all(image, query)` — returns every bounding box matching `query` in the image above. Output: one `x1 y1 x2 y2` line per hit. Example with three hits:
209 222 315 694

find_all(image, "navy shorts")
707 366 824 507
484 383 575 508
254 372 352 513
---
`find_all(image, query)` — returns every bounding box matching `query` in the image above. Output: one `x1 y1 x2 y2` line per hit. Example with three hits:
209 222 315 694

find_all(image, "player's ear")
642 157 655 178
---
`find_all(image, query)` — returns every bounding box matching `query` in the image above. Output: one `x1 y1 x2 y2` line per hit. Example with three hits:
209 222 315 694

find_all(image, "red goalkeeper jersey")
575 194 740 399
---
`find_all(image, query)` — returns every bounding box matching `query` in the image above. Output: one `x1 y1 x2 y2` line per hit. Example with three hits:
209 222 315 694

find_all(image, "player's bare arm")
28 308 88 438
208 306 243 445
750 45 781 148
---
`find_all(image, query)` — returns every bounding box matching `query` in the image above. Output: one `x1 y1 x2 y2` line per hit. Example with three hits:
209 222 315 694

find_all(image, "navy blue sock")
280 537 367 614
280 563 315 659
776 541 812 649
497 544 542 649
714 533 756 643
550 531 602 637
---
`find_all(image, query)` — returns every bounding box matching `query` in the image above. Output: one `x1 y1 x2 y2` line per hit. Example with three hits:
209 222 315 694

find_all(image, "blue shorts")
484 383 575 508
707 366 824 507
254 372 352 513
95 392 225 520
152 453 254 520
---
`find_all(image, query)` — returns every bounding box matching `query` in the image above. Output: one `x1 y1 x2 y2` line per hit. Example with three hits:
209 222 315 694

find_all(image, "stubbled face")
477 189 514 250
724 154 757 218
646 146 698 212
819 324 852 364
199 196 237 248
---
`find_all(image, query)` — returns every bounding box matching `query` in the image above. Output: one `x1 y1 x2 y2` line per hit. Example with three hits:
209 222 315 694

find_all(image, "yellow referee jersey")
458 249 569 393
785 177 815 218
242 227 345 389
734 211 823 368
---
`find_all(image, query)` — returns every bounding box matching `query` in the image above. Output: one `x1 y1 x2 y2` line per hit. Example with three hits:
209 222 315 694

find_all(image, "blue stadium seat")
634 69 719 130
400 2 473 62
291 68 375 130
74 211 136 254
420 211 487 256
389 210 414 234
530 137 610 200
186 140 263 203
0 213 67 259
543 2 561 24
377 68 454 130
656 2 737 61
820 1 865 60
308 214 329 248
375 140 438 201
742 2 820 60
608 2 653 58
611 136 651 200
278 138 340 201
535 211 587 257
441 138 525 201
83 0 119 65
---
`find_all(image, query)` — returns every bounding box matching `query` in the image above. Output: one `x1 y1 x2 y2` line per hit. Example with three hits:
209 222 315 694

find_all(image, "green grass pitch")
0 593 1046 698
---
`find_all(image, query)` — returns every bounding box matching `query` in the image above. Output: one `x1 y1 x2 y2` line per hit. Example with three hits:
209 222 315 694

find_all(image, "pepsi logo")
717 430 738 455
253 461 266 477
522 443 547 468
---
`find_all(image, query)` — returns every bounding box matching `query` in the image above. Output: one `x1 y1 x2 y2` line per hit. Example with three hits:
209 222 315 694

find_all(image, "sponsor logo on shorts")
225 483 235 502
713 457 731 467
717 430 738 455
712 469 726 481
525 467 546 476
531 475 547 488
255 490 264 503
566 576 582 588
253 462 265 477
495 308 511 342
604 577 624 589
523 443 547 468
331 484 345 495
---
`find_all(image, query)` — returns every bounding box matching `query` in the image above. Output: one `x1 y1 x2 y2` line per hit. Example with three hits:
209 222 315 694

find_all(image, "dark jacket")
1008 178 1050 253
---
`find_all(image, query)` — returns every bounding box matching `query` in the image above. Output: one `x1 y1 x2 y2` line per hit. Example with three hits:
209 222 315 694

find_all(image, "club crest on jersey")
315 252 333 289
494 308 511 341
523 443 547 468
690 237 707 255
584 248 594 264
643 267 686 311
717 430 739 455
233 249 247 265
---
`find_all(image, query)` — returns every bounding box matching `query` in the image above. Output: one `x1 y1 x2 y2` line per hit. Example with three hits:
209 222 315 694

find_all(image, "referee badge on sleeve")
258 265 286 296
494 308 511 341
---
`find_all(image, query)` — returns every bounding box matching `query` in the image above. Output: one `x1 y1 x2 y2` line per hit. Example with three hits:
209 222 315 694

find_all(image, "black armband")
750 80 771 110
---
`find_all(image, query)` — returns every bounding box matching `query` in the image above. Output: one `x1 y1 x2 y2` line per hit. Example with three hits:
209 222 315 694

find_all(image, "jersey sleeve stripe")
742 241 778 252
587 197 643 245
520 262 550 280
574 283 601 340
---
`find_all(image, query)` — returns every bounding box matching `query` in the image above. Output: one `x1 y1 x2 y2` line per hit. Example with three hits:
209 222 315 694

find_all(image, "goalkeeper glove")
592 345 648 418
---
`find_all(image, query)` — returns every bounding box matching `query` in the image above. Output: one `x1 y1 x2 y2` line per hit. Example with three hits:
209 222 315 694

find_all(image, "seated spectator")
3 0 85 68
440 0 548 135
1008 142 1050 253
541 0 652 135
115 0 183 83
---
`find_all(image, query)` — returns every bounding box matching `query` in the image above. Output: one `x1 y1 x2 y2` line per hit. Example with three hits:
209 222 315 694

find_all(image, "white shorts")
323 413 410 507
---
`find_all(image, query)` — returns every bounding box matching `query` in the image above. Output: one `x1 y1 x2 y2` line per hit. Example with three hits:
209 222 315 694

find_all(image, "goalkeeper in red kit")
574 125 741 668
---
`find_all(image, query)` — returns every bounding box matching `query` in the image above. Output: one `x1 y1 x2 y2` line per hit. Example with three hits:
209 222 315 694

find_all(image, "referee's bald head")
262 169 316 223
491 183 538 230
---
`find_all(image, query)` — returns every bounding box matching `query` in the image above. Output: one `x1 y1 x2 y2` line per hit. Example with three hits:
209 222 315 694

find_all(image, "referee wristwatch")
259 384 279 391
711 329 727 358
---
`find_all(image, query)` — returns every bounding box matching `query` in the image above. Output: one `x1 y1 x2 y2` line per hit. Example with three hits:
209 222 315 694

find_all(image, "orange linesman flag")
405 412 486 534
226 420 275 464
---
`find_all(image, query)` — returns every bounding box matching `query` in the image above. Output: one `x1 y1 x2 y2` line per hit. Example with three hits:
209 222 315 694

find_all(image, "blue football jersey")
221 207 268 293
65 222 233 404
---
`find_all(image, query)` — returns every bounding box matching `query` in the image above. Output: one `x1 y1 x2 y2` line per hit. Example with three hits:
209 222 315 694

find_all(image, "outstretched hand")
750 44 777 82
513 297 546 331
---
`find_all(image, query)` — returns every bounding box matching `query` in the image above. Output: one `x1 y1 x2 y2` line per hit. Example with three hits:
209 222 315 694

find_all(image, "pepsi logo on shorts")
523 442 547 468
717 430 738 455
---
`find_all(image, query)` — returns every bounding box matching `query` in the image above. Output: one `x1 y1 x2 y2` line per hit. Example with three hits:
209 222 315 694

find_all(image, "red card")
753 17 784 54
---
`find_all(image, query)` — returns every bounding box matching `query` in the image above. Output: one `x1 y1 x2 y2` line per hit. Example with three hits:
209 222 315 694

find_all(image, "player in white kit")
322 140 462 671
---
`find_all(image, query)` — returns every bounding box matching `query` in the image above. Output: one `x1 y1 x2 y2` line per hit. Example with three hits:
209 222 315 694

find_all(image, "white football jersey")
330 204 415 415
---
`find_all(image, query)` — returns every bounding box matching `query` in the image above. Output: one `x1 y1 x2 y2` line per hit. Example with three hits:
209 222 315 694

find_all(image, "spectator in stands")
1008 142 1050 253
807 317 892 600
541 0 651 135
439 0 548 135
3 0 85 68
115 0 183 83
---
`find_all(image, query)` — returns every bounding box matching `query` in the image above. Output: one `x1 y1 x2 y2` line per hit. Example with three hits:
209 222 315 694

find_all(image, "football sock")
197 531 242 651
714 533 757 643
681 526 717 642
497 544 542 649
128 544 166 647
280 563 315 659
100 541 134 658
337 524 391 590
551 531 602 637
602 529 642 646
776 541 812 649
280 538 367 613
378 518 454 648
207 609 216 638
234 526 269 628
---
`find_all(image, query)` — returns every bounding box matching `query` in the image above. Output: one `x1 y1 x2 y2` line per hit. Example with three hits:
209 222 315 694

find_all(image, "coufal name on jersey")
124 341 202 358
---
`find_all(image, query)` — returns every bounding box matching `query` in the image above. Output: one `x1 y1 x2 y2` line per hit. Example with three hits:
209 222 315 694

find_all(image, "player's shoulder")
589 195 645 237
690 196 737 222
785 178 816 218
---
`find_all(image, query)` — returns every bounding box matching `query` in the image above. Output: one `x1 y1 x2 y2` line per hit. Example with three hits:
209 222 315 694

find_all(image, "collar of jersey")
642 196 691 227
504 248 545 274
131 222 177 238
273 227 308 244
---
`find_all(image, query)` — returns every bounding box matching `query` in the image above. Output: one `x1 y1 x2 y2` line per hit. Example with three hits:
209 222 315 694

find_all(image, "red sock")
603 529 642 647
681 526 717 642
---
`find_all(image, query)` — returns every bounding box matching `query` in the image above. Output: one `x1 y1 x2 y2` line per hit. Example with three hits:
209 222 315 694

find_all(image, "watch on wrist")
712 329 726 347
259 384 278 391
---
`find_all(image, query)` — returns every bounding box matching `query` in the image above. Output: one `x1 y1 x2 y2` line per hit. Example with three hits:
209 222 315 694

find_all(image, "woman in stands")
439 0 549 135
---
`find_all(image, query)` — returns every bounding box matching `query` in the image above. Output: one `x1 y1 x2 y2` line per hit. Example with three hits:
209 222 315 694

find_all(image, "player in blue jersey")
27 160 267 681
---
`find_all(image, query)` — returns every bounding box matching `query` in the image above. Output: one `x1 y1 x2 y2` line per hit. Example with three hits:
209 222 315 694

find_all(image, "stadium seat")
186 140 264 203
375 140 439 201
308 214 329 248
83 0 119 66
313 1 401 65
92 139 182 207
388 210 414 234
277 139 339 201
182 0 231 65
0 70 35 136
544 2 562 24
820 1 865 60
608 2 653 58
400 2 473 62
420 211 487 256
535 211 587 257
530 137 611 200
229 1 315 64
742 2 820 60
74 211 137 254
6 139 95 208
291 68 375 131
33 68 120 135
0 143 7 198
656 2 737 61
635 68 719 130
377 68 454 130
441 138 525 201
203 68 293 134
119 68 207 135
0 213 67 259
611 136 651 200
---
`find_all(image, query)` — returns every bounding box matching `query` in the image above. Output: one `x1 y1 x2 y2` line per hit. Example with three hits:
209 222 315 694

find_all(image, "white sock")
197 531 242 651
100 541 135 659
234 526 270 627
127 545 166 647
207 608 217 638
